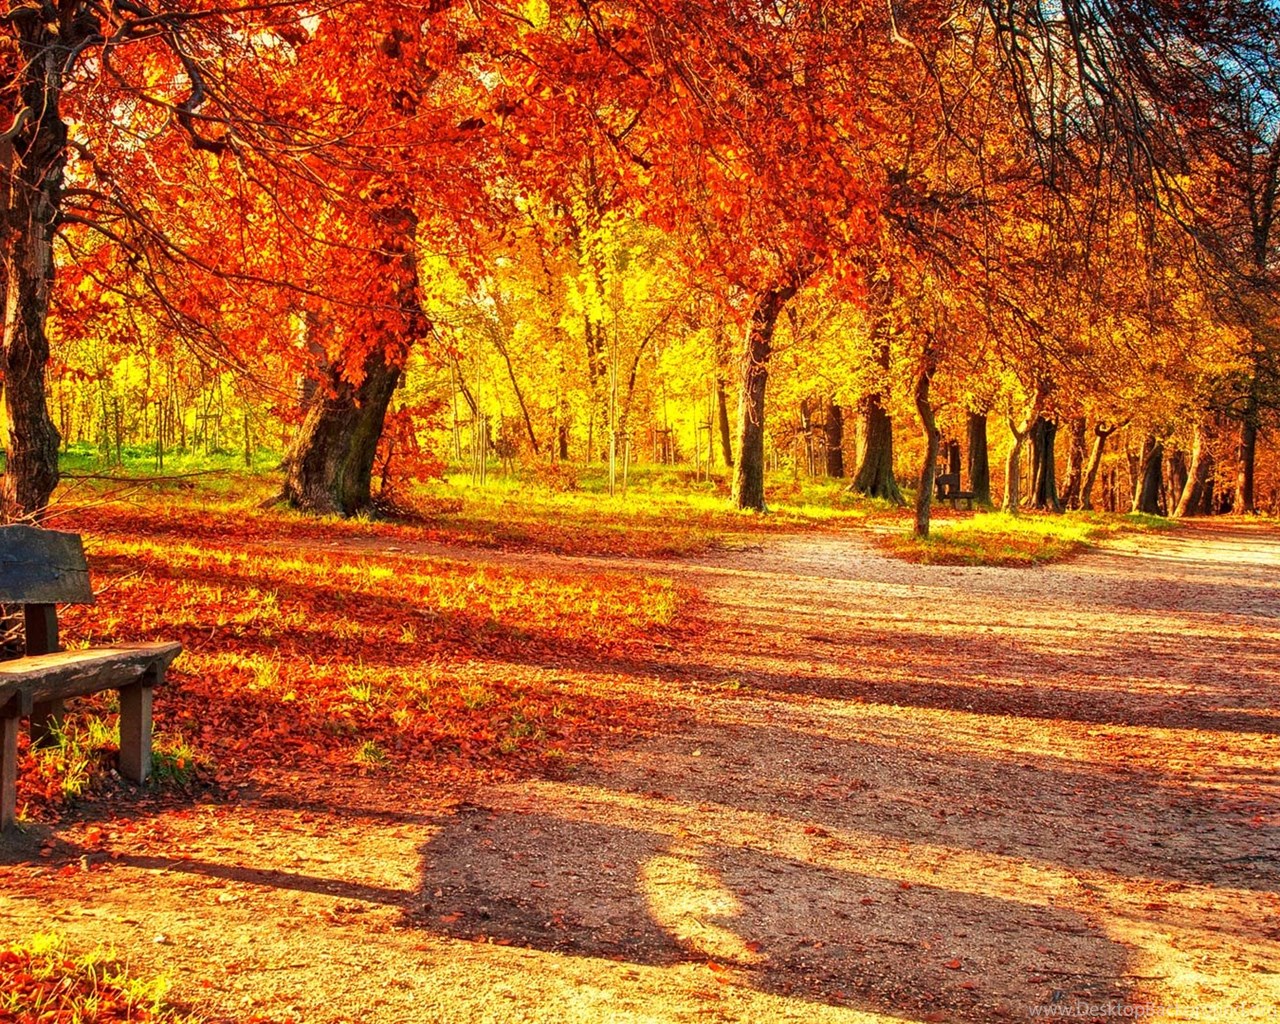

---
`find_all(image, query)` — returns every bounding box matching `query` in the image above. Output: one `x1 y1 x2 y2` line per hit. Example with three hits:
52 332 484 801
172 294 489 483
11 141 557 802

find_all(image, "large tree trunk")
282 206 426 516
913 356 940 539
1 19 68 519
966 410 991 506
282 353 403 516
1132 437 1164 515
1235 407 1257 514
1061 416 1087 510
824 397 845 478
732 276 805 511
1174 420 1213 518
715 376 733 467
1029 416 1062 511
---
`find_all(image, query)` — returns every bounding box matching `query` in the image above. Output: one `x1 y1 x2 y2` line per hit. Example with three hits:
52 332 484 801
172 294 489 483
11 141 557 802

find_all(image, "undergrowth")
0 933 200 1023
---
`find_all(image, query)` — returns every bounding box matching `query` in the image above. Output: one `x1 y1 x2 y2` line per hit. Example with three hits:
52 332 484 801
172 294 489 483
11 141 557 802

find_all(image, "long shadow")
411 803 1138 1022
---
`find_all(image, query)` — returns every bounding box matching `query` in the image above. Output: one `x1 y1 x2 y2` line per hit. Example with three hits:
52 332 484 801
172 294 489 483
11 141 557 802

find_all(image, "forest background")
1 0 1278 533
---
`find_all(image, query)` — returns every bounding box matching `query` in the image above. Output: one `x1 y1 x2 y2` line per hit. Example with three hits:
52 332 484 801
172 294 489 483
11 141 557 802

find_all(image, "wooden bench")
1 526 181 830
934 472 976 510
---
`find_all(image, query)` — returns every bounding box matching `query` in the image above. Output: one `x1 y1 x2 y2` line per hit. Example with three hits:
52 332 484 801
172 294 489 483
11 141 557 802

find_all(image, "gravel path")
3 522 1278 1023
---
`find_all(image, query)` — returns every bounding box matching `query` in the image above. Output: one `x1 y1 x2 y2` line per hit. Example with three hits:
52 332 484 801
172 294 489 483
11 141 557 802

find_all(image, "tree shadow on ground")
411 802 1138 1023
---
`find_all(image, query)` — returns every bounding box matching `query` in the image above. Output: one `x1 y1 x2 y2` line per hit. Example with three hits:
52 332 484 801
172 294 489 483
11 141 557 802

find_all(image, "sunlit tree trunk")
1001 392 1043 513
1166 448 1188 512
1235 397 1258 514
715 376 733 467
1 18 67 518
913 354 940 539
1079 423 1117 511
966 410 991 507
1173 421 1213 518
732 275 805 511
1061 416 1087 509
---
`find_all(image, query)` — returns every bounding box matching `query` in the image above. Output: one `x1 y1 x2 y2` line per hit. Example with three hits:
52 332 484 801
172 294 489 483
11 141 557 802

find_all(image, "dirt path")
3 523 1279 1023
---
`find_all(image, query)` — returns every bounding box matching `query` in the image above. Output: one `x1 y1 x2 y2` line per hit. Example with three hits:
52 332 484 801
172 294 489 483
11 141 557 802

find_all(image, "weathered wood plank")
0 644 181 707
0 526 94 605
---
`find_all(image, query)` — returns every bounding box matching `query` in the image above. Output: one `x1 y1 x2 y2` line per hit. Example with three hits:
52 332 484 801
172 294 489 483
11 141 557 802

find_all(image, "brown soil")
3 521 1278 1023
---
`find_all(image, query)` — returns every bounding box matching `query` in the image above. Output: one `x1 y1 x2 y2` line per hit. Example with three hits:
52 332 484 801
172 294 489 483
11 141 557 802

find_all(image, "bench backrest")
0 526 94 606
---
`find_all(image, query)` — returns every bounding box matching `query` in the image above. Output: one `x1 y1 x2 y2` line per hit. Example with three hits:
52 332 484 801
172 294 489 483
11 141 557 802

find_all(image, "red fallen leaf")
943 958 962 969
744 940 764 953
861 897 876 905
899 881 913 890
961 981 979 990
707 961 727 973
439 913 462 923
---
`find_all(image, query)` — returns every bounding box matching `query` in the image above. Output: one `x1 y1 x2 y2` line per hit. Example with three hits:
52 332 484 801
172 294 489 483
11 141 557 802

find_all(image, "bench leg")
118 679 154 784
29 699 65 749
1 711 18 831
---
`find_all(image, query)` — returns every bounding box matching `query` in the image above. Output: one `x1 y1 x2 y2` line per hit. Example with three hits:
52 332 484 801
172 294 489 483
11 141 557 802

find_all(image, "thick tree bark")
966 410 991 506
1 17 68 519
913 356 940 539
715 376 734 467
850 338 903 503
1132 437 1164 515
282 206 426 516
824 397 845 478
1029 416 1062 511
1061 416 1087 510
732 275 805 511
1174 420 1213 518
1235 408 1257 514
282 352 403 516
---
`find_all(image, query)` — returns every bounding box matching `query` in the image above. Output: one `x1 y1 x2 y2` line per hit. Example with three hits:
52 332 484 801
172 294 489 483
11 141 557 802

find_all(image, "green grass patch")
881 510 1176 567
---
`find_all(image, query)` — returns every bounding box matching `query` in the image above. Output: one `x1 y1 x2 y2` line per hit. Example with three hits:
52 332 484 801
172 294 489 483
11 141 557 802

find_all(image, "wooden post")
118 668 157 783
1 707 18 830
24 604 63 748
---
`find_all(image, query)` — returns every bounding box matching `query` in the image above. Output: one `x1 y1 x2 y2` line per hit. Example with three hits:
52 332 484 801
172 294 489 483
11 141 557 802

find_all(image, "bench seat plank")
0 643 181 706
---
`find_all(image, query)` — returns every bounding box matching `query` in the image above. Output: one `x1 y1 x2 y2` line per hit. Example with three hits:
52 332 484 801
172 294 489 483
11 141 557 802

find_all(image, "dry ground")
3 521 1278 1023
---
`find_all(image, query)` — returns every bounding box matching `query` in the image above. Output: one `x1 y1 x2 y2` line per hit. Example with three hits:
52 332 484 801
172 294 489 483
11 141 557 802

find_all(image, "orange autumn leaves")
17 499 697 820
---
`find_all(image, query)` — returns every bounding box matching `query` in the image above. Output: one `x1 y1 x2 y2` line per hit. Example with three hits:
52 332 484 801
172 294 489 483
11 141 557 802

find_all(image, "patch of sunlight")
638 848 767 966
